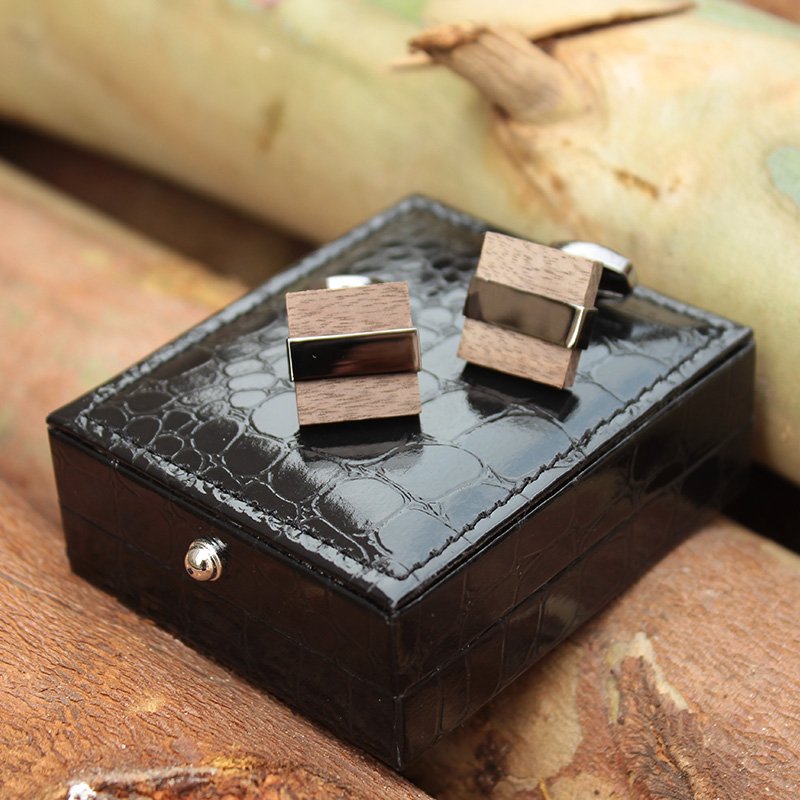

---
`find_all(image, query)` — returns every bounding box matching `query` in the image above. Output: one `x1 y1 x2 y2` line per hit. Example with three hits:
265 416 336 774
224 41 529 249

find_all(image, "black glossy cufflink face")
458 233 635 389
285 281 421 426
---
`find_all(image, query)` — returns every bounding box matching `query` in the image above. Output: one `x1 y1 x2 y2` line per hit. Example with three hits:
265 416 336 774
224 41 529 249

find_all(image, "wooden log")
0 162 427 799
0 1 798 484
0 159 242 521
0 123 310 286
410 517 800 799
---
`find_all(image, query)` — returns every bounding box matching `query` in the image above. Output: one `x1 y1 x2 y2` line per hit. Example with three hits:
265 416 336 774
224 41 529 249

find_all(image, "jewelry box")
48 197 754 768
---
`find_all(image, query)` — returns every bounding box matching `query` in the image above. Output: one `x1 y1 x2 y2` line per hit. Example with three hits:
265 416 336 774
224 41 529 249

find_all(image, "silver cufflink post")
323 274 378 290
556 241 637 298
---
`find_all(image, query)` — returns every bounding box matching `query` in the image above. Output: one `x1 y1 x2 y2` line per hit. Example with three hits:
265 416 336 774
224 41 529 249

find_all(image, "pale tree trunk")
0 0 798 484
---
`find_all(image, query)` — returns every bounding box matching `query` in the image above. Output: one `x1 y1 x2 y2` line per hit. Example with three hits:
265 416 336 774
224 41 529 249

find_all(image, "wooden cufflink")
458 232 634 389
286 281 421 426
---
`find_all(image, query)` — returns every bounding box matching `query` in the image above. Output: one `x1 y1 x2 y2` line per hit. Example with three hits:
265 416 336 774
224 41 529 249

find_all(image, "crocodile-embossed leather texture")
48 197 754 768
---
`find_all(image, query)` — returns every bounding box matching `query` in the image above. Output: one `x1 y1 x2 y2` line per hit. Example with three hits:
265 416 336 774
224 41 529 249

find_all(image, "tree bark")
742 0 800 22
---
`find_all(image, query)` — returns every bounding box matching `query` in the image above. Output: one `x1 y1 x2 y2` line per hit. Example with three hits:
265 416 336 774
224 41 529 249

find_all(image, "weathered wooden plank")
0 159 244 521
0 162 428 799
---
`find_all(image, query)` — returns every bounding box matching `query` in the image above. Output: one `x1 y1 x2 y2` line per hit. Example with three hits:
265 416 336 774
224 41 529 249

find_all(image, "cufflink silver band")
286 280 421 425
287 327 421 381
464 277 597 350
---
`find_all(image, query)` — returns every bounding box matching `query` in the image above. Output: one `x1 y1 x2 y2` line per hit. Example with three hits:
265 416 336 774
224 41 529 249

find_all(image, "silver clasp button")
184 538 224 581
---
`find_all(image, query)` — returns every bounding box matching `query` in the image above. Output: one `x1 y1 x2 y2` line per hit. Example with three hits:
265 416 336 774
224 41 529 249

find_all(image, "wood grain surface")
0 161 427 800
471 234 601 304
0 159 243 522
287 283 421 424
458 234 601 388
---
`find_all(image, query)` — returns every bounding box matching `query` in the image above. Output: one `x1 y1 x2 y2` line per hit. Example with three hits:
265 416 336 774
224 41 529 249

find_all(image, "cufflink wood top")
458 232 603 389
286 281 421 426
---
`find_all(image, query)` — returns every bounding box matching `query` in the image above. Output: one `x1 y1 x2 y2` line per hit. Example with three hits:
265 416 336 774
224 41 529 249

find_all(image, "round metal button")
184 538 224 582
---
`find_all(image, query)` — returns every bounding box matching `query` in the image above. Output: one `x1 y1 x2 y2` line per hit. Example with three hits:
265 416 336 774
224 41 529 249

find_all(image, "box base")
55 420 749 768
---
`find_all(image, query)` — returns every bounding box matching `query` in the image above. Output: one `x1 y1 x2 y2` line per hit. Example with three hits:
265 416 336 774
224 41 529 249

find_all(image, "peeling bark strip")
410 27 586 123
53 760 356 800
408 2 696 125
407 1 695 74
420 0 695 43
612 655 732 799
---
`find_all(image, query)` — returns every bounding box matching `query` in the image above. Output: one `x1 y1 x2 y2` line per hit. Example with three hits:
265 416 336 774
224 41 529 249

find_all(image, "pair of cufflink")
286 233 636 426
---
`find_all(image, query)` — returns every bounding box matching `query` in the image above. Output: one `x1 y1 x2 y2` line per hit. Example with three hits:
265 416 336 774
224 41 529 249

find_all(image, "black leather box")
48 197 754 768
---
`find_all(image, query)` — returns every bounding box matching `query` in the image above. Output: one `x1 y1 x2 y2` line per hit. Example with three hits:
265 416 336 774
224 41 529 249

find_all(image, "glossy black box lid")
48 197 752 613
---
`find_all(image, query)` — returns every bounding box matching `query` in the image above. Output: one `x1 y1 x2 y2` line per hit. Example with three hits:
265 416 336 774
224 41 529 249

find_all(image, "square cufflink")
458 232 634 389
286 281 421 426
